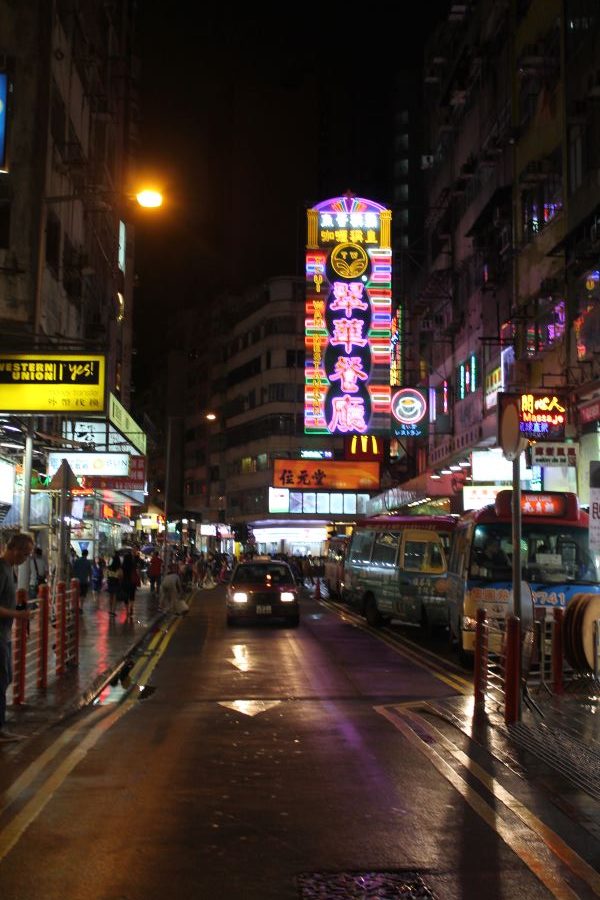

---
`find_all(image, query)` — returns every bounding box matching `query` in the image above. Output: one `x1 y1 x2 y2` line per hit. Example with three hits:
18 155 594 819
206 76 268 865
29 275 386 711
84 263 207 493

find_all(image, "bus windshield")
469 524 599 585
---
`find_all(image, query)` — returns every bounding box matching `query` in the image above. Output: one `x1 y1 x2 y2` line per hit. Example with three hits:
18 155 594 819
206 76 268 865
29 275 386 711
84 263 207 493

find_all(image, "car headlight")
232 591 248 604
280 591 296 603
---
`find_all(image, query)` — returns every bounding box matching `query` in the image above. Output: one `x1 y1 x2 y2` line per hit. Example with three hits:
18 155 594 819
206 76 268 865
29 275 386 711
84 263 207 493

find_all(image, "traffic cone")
314 578 321 600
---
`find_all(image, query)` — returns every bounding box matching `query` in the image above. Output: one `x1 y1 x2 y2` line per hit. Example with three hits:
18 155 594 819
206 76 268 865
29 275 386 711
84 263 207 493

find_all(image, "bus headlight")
232 592 248 604
281 591 295 603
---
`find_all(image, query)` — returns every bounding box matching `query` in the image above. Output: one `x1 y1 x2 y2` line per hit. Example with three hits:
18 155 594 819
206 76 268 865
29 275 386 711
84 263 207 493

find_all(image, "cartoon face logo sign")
391 388 427 425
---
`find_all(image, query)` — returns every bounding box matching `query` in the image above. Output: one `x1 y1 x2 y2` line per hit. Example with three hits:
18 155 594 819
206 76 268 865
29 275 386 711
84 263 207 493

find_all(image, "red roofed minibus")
446 490 600 665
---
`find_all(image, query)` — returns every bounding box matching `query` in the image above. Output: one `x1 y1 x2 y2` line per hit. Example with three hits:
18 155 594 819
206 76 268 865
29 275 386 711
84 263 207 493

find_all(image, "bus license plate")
256 604 271 614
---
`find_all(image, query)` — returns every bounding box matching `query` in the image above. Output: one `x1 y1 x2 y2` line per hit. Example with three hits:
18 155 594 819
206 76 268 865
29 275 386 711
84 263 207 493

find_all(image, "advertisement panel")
305 195 391 436
0 354 106 413
273 459 380 491
47 452 129 477
498 391 567 442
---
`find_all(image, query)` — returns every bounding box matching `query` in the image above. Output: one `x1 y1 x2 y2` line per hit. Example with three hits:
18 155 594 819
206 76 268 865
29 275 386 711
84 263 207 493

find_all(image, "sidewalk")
6 582 165 740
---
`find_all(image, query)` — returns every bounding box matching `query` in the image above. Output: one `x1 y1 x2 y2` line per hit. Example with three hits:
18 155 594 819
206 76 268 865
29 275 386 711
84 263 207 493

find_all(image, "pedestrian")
121 551 140 620
148 551 162 593
28 545 48 601
91 556 105 603
0 532 35 742
72 548 93 612
106 552 122 617
159 564 187 613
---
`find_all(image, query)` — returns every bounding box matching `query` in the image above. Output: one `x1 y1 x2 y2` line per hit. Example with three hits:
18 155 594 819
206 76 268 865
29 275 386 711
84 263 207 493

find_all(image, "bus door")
398 528 449 625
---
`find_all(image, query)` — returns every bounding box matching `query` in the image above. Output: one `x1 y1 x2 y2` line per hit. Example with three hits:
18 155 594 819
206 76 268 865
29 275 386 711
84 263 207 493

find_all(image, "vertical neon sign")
305 196 392 435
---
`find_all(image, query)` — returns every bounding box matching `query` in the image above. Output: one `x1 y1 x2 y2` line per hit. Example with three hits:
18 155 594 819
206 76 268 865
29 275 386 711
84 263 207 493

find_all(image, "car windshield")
233 564 292 584
469 524 599 584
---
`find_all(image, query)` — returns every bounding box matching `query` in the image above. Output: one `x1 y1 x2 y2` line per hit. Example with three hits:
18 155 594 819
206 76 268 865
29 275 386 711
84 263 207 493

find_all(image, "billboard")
0 354 106 413
273 458 380 491
305 195 391 435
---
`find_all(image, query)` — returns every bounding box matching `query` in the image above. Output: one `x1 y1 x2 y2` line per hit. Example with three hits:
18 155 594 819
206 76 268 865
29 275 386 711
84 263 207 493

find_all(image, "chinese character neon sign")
305 196 391 435
499 391 567 441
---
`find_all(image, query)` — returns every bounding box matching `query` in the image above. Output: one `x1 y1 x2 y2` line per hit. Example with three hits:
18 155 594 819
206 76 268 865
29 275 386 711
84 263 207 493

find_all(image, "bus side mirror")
434 577 448 594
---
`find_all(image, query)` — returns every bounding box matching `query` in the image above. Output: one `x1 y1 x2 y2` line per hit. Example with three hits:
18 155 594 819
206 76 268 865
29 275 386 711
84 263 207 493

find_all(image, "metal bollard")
13 588 28 705
70 578 80 667
56 581 66 675
474 607 488 709
504 614 521 725
314 577 321 600
552 607 564 695
38 583 50 690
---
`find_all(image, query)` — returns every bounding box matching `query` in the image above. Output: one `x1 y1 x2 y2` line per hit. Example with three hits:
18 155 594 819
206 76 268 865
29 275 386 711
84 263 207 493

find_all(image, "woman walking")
106 553 122 617
121 551 140 620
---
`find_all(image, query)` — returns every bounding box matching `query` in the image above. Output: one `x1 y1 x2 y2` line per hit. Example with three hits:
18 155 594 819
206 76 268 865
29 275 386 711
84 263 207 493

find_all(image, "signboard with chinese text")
391 387 428 438
305 195 391 435
531 443 578 467
498 391 567 442
273 459 380 491
80 455 146 491
0 354 106 413
47 451 129 478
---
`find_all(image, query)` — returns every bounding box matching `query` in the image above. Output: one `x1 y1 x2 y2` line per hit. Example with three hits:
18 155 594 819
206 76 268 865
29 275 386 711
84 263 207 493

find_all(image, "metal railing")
12 579 80 705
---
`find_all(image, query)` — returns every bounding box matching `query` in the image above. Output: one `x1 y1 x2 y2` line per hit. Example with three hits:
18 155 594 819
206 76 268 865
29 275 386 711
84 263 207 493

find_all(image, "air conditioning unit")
421 154 434 169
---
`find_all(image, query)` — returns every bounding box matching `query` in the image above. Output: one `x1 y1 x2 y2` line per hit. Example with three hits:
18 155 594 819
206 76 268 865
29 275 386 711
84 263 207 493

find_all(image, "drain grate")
510 721 600 800
297 871 438 899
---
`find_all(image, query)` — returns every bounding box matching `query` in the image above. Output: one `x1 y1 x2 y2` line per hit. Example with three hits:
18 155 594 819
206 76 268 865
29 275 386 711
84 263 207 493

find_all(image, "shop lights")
458 459 471 467
430 472 442 480
440 468 452 475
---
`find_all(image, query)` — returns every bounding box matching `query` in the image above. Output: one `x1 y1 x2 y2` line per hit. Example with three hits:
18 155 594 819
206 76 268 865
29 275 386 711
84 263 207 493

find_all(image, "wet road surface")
0 587 597 899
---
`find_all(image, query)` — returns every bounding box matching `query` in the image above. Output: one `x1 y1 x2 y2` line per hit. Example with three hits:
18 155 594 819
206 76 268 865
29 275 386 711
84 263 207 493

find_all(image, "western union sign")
0 354 106 413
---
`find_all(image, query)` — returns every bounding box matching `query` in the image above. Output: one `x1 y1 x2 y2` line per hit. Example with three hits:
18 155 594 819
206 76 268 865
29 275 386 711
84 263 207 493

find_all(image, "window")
403 540 427 571
349 530 374 565
371 532 399 568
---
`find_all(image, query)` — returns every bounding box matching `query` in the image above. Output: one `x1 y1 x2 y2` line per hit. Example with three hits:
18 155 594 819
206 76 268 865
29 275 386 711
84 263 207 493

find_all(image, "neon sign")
305 195 391 435
391 387 428 438
498 391 567 441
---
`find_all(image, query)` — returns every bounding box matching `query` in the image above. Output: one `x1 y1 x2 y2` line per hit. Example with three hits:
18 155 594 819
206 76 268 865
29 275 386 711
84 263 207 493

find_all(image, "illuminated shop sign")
47 452 130 477
0 457 15 505
305 195 391 436
498 391 567 441
391 387 428 438
0 354 106 413
273 458 380 491
299 449 334 460
485 366 502 410
344 434 383 461
531 443 578 467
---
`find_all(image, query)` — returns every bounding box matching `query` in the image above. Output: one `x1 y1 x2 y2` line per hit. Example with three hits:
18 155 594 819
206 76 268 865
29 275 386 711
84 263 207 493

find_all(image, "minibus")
342 515 456 631
446 490 600 664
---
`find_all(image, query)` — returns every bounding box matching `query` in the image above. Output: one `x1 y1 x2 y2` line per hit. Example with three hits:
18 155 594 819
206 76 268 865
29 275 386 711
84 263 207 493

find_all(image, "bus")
342 515 457 631
323 534 350 598
446 490 600 664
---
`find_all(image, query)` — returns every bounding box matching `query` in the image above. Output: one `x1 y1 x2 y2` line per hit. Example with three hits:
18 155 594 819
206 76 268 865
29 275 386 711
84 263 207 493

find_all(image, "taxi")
225 559 300 627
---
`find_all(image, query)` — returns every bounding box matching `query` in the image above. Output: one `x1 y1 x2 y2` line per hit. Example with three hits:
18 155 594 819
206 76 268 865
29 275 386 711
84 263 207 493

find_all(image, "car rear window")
234 565 292 583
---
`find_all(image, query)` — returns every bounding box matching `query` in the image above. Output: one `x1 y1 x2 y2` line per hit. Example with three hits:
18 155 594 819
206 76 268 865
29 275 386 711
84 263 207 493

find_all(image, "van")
341 515 456 631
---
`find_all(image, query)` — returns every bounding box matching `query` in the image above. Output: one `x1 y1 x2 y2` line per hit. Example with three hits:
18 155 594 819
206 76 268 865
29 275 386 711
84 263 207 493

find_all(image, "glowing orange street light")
136 188 163 208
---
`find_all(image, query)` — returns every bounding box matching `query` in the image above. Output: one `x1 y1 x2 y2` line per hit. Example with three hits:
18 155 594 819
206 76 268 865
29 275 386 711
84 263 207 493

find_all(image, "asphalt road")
0 588 586 899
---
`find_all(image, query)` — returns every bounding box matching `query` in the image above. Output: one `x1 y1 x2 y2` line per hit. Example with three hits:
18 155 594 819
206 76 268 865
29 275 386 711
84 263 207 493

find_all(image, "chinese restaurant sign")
498 391 567 441
0 354 106 413
305 195 391 435
273 459 380 491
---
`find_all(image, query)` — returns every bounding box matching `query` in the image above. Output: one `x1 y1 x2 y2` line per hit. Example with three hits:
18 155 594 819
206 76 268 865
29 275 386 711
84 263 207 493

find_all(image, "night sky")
132 3 451 377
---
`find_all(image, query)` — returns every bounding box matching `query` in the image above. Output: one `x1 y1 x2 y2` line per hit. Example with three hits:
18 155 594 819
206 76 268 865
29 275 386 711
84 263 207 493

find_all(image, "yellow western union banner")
273 459 380 491
0 354 106 413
